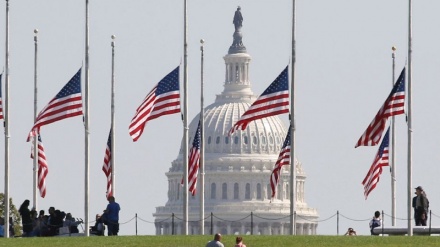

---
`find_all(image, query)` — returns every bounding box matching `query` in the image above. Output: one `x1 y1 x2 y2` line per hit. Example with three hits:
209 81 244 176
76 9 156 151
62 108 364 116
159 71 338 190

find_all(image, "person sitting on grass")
369 211 382 235
206 233 224 247
344 227 357 236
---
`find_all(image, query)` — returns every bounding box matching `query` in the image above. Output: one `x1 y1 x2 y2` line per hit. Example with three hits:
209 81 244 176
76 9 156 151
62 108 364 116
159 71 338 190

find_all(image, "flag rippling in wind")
187 120 201 196
362 127 390 199
30 135 49 198
230 66 289 134
270 126 291 199
355 68 405 147
0 73 3 120
102 130 112 198
27 68 83 141
129 66 180 142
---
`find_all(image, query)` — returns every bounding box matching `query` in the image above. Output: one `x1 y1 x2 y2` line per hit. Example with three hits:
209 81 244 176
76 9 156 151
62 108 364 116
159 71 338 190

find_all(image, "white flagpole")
111 35 116 197
4 0 10 238
407 0 413 236
199 39 205 235
183 0 189 235
33 29 39 210
391 46 397 226
289 0 297 235
84 0 90 236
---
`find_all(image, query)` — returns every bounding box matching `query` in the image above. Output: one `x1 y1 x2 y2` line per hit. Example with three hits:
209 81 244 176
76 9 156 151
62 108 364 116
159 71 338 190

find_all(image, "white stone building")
153 8 318 235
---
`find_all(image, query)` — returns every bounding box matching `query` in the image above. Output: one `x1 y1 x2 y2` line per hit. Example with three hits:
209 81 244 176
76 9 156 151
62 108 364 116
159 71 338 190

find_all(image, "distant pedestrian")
369 211 382 235
235 236 247 247
413 186 429 226
0 218 4 237
206 233 224 247
103 196 120 236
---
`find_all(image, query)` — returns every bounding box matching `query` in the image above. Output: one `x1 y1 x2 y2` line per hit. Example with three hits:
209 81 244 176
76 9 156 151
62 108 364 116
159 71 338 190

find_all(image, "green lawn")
0 235 440 247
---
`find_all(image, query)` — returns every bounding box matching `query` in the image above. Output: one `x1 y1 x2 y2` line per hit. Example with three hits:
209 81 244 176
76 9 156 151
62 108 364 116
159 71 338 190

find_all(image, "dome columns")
224 54 251 86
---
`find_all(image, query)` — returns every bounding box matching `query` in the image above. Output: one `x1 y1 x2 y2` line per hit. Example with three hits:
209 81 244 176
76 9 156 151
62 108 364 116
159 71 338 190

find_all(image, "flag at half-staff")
27 68 83 141
270 126 291 199
102 129 112 198
0 73 3 120
355 68 405 147
30 135 49 198
362 127 390 199
129 66 180 142
187 120 201 196
229 66 289 134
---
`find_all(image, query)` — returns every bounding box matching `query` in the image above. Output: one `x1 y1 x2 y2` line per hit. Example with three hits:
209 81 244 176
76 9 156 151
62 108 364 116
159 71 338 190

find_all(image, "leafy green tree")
0 193 22 236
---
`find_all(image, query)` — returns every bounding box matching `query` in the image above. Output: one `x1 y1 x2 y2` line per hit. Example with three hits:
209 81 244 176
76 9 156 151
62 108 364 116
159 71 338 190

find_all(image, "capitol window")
252 136 257 145
269 136 274 145
216 136 221 144
245 183 251 199
243 136 248 144
234 136 239 144
222 183 228 199
267 184 271 199
225 136 229 144
262 136 267 145
177 184 180 200
234 183 239 199
257 183 262 199
235 64 239 81
278 183 282 200
208 136 212 144
211 183 216 199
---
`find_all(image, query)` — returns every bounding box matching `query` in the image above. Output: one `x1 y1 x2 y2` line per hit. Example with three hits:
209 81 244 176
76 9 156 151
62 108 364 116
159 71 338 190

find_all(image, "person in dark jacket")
19 200 32 236
413 186 429 226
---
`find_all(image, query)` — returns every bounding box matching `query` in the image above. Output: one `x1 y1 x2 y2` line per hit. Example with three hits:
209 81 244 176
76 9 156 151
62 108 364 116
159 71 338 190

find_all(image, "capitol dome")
154 8 318 235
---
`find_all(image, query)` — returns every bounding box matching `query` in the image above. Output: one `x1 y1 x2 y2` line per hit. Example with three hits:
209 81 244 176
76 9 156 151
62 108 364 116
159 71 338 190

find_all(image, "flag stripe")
235 109 290 131
34 96 83 121
236 100 289 119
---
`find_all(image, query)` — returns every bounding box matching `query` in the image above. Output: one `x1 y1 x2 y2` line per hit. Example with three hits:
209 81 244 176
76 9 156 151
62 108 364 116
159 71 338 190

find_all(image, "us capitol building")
153 7 318 235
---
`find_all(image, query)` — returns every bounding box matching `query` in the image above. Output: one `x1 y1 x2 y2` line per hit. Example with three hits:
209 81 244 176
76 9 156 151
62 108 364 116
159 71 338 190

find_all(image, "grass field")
0 235 440 247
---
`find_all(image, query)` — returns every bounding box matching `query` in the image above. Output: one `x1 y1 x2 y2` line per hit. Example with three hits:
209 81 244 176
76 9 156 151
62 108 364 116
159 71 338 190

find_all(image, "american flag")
355 68 405 147
270 126 291 199
129 66 180 142
0 73 3 120
102 130 112 198
230 66 289 134
188 120 201 196
30 135 49 198
362 127 390 199
27 69 83 141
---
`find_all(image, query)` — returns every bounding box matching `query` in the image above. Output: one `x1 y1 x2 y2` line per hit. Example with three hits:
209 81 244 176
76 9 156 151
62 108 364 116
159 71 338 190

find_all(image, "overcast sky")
0 0 440 236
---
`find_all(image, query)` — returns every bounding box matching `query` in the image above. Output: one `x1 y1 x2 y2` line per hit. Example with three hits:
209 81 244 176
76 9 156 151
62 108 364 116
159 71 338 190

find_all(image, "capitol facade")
153 8 318 235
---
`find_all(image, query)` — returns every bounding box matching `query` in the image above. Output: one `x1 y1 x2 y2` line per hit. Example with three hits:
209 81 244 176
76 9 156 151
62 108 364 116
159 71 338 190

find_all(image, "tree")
0 193 22 236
